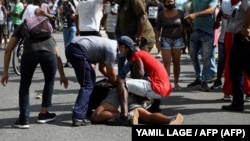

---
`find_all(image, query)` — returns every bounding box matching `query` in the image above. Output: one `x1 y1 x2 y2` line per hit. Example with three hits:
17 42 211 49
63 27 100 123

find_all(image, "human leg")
172 38 184 88
136 107 184 125
14 52 38 128
160 38 173 76
199 31 214 91
208 46 217 82
161 48 171 76
37 51 57 123
125 79 162 99
91 102 119 124
222 32 233 99
187 30 202 87
63 27 76 67
211 42 225 89
222 34 245 111
66 44 96 125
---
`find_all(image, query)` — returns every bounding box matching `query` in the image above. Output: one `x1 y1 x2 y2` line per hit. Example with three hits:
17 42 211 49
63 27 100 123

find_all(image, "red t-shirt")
130 50 172 96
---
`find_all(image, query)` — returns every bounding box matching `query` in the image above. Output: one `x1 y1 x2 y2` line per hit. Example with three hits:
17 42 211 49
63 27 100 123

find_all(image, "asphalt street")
0 31 250 141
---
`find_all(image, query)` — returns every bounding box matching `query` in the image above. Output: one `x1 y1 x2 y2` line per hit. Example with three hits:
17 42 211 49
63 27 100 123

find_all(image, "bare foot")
169 113 184 125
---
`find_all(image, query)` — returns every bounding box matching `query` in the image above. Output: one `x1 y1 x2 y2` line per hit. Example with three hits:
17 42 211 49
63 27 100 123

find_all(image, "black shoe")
64 62 72 67
72 118 91 127
37 112 56 123
222 104 244 112
187 78 201 87
106 116 130 126
210 80 222 90
13 118 30 129
200 82 210 92
148 99 161 113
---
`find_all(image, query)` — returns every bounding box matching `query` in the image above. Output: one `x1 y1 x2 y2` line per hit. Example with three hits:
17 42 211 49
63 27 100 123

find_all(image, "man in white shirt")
75 0 108 36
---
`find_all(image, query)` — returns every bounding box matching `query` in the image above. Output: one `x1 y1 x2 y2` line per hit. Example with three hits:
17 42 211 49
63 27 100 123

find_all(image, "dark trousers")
19 51 57 119
229 33 250 107
65 43 96 119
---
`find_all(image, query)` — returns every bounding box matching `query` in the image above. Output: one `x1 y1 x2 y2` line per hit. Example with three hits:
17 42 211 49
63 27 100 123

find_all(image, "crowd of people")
0 0 250 129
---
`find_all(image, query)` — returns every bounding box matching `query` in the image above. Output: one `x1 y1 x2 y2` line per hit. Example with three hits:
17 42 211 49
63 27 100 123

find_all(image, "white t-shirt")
75 0 103 32
0 5 4 24
22 4 39 21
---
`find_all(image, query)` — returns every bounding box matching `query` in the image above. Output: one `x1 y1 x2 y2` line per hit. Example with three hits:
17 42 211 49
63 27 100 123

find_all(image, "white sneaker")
35 92 42 99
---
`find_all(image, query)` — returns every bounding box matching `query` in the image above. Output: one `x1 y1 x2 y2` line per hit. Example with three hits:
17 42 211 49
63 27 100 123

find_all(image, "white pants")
125 79 162 99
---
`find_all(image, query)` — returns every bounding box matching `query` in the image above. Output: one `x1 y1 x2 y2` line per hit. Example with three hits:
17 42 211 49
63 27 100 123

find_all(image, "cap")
117 36 136 51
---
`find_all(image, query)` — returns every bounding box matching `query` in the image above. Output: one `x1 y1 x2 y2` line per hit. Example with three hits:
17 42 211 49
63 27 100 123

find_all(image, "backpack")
24 16 53 40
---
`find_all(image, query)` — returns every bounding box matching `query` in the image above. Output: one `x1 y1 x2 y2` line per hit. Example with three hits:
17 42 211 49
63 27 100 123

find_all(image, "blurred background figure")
147 0 165 58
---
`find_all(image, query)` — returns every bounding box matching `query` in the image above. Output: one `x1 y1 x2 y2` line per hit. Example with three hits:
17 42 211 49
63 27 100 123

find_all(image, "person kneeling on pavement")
113 36 174 124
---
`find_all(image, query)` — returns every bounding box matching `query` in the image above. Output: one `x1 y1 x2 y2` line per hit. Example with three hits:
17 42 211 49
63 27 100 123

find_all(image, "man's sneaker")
210 80 222 90
72 118 91 127
222 104 244 112
37 112 56 123
35 92 42 99
13 118 30 129
169 113 184 125
129 108 139 125
223 95 232 101
187 78 201 87
200 82 210 92
245 96 250 102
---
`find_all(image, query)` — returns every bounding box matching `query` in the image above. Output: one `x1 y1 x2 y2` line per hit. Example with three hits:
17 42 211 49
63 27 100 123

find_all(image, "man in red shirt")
116 36 173 124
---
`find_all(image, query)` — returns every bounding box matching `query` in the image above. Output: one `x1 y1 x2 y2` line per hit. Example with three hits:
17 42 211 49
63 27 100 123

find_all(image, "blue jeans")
63 26 76 48
117 55 130 79
189 29 214 82
19 51 57 119
210 46 217 78
65 43 96 119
